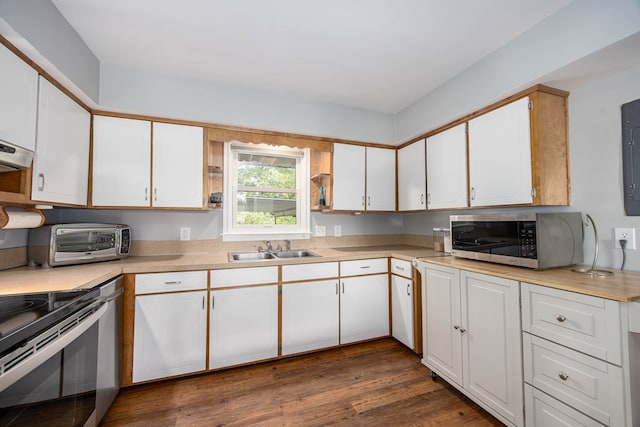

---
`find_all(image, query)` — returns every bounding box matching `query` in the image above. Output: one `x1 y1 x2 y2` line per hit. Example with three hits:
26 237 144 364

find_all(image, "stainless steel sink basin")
227 249 320 261
228 252 277 262
273 250 320 259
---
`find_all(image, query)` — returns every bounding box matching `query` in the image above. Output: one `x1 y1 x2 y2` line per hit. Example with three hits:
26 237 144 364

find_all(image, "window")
222 141 311 240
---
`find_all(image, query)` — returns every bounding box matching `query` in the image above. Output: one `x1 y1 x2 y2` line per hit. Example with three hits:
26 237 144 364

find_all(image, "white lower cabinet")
340 274 389 344
421 263 523 427
391 258 414 349
525 385 604 427
209 285 279 369
282 279 339 355
133 290 207 383
521 283 631 427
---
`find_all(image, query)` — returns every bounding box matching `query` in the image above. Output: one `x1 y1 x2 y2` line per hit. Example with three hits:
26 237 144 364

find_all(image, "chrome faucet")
265 241 273 252
284 240 291 251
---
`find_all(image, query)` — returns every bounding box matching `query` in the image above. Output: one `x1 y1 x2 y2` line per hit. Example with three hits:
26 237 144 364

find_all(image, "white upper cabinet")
92 116 151 207
366 146 396 211
152 122 204 208
92 117 204 208
333 143 395 211
398 139 426 211
333 143 365 210
426 123 468 210
468 97 532 207
32 77 90 205
0 43 38 152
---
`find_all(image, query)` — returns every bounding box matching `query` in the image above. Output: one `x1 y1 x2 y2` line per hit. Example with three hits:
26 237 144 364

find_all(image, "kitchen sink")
227 249 320 262
272 250 320 259
228 252 277 262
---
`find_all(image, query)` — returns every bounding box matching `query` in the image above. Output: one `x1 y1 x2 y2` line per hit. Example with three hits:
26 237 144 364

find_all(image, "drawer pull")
395 266 406 271
556 314 567 322
360 266 371 269
558 372 569 381
164 281 182 285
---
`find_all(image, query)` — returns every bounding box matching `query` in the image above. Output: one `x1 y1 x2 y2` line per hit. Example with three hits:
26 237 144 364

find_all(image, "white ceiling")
52 0 573 114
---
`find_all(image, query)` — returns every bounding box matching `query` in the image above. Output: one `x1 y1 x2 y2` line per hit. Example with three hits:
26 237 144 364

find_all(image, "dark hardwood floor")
100 338 503 426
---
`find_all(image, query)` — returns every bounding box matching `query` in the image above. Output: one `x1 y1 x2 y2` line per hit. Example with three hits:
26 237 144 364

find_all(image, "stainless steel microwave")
28 223 131 267
449 213 583 269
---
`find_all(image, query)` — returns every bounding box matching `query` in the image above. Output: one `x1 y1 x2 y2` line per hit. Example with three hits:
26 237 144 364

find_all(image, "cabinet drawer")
523 334 624 426
282 262 339 282
135 271 207 294
210 266 278 288
525 384 605 427
340 258 388 276
390 258 412 278
521 283 621 364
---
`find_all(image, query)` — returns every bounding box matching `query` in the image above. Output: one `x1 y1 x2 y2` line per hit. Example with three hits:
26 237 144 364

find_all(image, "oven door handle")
0 302 107 393
99 287 124 303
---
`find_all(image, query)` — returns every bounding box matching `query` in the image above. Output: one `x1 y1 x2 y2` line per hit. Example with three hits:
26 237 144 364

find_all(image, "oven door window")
55 230 116 253
0 323 99 426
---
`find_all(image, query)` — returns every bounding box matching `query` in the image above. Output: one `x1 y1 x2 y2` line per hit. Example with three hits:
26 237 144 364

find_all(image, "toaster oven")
28 223 131 267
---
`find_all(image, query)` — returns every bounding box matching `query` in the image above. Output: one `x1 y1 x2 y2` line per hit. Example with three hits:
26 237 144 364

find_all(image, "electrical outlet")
614 227 636 249
334 225 342 237
180 227 191 241
315 225 326 237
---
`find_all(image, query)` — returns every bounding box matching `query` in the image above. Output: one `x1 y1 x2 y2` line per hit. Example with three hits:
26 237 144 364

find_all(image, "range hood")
0 139 34 172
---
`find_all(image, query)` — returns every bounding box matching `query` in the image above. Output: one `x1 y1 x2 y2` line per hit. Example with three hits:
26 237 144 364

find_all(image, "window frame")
222 141 311 241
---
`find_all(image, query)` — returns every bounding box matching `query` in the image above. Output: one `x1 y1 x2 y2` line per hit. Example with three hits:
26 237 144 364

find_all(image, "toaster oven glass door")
55 230 117 253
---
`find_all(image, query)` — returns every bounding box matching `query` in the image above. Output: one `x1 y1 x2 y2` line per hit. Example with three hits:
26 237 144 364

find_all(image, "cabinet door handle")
164 280 182 285
558 372 569 381
367 196 371 206
145 187 148 201
459 327 466 333
556 314 567 322
361 196 365 207
420 193 424 205
406 283 411 296
154 188 157 202
454 325 460 330
336 282 338 295
202 296 205 310
341 282 345 293
427 193 431 205
470 187 476 201
37 173 45 191
211 295 215 309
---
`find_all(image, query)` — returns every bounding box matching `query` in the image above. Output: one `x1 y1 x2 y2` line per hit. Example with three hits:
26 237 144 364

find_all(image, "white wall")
0 0 100 102
47 209 403 241
99 63 395 144
395 0 640 143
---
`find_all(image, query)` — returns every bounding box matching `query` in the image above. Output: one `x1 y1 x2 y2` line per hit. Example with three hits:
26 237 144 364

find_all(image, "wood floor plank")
100 338 504 426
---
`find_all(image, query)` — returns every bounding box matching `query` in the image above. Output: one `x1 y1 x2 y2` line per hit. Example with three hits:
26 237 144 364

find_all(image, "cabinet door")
282 280 339 355
333 143 365 211
391 275 413 349
423 265 462 386
133 291 207 383
468 97 532 207
209 285 278 369
461 271 523 427
340 274 389 344
366 146 396 211
398 139 426 211
92 116 151 207
32 77 90 205
0 43 37 151
152 122 204 208
426 123 468 209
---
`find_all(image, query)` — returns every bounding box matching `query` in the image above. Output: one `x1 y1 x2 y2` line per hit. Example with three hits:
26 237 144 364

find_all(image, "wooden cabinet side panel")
530 91 570 206
121 274 136 387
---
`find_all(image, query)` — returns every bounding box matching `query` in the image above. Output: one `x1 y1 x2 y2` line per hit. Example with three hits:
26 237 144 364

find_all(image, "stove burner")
0 296 49 317
0 289 99 355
